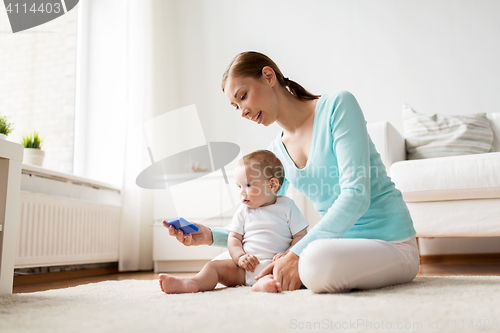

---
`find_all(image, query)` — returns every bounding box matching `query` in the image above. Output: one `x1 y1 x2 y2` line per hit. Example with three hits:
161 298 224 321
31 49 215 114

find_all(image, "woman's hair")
237 150 285 191
222 51 320 101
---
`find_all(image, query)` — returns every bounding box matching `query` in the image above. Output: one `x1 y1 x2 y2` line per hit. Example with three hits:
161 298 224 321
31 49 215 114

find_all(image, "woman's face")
224 74 277 127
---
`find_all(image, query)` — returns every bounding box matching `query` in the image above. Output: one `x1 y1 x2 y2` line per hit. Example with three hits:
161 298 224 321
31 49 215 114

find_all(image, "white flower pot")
0 134 6 140
23 148 45 166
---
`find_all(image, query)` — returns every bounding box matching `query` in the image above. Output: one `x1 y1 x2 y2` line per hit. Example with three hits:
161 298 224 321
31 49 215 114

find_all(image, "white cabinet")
153 171 238 272
0 140 23 295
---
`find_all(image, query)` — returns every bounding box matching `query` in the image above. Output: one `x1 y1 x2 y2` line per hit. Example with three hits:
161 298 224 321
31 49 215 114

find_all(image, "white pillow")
402 104 494 160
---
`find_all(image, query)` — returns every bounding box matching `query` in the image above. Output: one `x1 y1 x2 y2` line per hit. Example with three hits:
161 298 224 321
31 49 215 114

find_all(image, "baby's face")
234 164 277 209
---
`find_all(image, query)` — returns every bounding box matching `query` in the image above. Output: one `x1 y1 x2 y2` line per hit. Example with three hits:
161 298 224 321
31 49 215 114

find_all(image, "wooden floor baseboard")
420 253 500 265
12 253 500 290
13 267 120 286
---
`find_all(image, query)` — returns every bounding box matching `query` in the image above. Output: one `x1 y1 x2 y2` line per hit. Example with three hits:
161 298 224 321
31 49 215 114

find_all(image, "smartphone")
166 217 199 234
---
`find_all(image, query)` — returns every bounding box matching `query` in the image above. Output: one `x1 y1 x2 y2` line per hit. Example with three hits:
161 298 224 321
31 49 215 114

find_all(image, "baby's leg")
159 259 245 294
251 274 282 293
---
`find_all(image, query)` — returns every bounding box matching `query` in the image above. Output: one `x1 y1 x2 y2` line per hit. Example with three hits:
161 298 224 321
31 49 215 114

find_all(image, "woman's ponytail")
282 77 319 101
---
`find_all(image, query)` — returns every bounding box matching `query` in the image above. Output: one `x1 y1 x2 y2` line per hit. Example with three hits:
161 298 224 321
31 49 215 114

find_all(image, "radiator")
16 165 122 268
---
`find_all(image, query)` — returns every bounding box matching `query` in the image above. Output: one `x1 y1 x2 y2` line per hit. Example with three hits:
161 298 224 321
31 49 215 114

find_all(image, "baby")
159 149 308 293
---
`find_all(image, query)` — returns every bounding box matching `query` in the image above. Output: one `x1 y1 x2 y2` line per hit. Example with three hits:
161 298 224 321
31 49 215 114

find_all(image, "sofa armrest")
366 121 406 175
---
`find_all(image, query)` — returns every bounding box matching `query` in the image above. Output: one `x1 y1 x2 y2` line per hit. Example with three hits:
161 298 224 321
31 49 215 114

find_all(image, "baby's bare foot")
158 274 199 294
252 277 282 293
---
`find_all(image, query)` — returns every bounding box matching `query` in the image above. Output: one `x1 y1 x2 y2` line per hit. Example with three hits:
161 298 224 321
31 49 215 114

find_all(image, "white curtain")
76 0 179 271
119 0 154 271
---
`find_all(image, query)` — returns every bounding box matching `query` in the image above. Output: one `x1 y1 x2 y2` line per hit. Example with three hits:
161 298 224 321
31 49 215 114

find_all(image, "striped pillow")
402 105 494 160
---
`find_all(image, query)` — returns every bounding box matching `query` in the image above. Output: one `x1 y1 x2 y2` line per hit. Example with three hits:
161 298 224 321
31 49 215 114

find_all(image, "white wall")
166 0 500 149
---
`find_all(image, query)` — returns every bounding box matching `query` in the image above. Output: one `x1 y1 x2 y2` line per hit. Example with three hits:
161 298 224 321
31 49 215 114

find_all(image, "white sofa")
366 113 500 240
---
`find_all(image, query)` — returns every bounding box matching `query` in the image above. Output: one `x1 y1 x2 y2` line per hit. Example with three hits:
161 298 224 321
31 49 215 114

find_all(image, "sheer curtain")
118 0 154 271
76 0 179 271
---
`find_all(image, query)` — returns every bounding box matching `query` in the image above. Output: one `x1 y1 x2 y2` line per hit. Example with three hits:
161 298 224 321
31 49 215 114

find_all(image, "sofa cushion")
407 199 500 237
366 121 405 176
403 105 494 159
390 152 500 202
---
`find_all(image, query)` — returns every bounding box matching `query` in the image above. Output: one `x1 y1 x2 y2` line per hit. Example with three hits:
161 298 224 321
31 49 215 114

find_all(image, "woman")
167 51 420 293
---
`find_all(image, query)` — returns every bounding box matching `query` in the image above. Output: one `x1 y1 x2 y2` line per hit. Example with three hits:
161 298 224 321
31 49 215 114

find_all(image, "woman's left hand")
273 252 286 262
255 251 302 291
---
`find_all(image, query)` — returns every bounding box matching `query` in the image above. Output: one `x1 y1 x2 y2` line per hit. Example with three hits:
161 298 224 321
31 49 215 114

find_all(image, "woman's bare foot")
252 275 282 293
159 274 199 294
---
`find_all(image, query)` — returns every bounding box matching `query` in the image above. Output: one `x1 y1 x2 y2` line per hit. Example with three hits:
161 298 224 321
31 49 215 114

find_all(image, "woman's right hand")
163 220 213 246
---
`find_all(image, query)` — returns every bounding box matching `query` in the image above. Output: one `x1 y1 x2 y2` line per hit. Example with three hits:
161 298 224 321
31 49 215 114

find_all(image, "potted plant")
0 115 14 140
21 131 45 166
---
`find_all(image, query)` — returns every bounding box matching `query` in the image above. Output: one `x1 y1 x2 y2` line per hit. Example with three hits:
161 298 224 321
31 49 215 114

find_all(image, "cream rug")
1 276 499 333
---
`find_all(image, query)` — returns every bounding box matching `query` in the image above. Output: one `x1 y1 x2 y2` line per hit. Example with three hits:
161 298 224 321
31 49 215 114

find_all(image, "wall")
168 0 500 149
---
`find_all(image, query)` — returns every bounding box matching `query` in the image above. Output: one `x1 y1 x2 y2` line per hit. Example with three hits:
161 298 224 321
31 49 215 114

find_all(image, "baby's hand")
273 252 286 262
238 254 260 272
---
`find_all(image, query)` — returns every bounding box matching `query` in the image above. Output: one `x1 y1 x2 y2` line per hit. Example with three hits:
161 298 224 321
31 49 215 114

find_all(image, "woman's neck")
274 88 318 135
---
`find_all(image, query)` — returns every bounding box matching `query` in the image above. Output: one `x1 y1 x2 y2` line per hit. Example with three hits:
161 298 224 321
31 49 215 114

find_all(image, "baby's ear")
269 177 280 192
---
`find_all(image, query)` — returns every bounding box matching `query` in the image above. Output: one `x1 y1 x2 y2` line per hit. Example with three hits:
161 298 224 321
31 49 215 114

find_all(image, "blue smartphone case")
166 217 199 234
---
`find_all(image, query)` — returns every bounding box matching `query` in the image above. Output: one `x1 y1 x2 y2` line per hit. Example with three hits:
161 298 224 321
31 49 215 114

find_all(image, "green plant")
21 131 43 149
0 115 14 135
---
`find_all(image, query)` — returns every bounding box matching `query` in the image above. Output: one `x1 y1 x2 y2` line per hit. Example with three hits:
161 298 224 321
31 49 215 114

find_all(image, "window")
0 6 78 174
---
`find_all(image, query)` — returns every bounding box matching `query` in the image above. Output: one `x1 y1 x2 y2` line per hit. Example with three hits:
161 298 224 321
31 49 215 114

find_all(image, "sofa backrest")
366 121 406 175
487 113 500 152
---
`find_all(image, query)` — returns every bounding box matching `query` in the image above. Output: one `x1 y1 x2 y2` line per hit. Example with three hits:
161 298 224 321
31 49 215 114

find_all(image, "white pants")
298 236 420 293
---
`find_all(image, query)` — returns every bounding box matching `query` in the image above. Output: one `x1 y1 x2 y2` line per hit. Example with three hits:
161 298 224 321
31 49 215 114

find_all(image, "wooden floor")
13 253 500 294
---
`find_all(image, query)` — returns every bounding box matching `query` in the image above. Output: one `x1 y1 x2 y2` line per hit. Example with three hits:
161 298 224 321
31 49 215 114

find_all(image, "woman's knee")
299 240 326 271
298 239 348 293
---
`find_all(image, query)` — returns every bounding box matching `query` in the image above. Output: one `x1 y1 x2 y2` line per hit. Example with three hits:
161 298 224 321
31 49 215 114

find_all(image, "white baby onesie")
226 195 309 286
